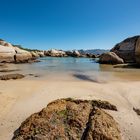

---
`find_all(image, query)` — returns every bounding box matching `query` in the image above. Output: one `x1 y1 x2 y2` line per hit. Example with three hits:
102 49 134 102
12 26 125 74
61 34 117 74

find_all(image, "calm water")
2 57 140 81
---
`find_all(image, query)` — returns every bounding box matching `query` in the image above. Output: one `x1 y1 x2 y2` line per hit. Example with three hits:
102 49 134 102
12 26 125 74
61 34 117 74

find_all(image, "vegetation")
13 45 41 52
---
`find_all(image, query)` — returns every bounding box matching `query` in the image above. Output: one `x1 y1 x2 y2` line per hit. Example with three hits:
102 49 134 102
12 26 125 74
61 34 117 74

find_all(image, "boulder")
65 50 81 57
36 51 45 57
14 47 33 63
30 51 40 58
99 52 124 64
0 45 16 63
111 36 140 63
65 50 74 56
135 37 140 64
73 50 81 57
12 98 121 140
45 49 67 57
0 39 38 63
86 53 96 58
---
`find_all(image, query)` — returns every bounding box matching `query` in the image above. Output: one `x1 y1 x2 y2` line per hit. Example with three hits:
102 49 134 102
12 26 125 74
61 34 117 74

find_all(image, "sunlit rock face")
0 40 16 63
111 36 140 64
0 39 33 63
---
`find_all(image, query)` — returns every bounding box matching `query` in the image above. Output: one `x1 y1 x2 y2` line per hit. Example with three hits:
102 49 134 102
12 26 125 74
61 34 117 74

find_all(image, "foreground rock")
111 36 140 64
12 98 121 140
99 52 124 64
0 74 24 80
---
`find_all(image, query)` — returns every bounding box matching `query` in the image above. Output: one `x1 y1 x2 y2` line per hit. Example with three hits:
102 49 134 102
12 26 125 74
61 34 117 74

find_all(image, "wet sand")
0 76 140 140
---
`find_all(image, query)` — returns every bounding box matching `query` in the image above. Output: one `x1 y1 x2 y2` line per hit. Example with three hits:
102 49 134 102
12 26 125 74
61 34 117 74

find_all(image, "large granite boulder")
12 98 121 140
99 52 124 64
0 39 35 63
14 47 32 63
111 36 140 64
0 45 16 63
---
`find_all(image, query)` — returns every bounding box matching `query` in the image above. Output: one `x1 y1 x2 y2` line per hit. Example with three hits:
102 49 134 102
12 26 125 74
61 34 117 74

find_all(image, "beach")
0 58 140 140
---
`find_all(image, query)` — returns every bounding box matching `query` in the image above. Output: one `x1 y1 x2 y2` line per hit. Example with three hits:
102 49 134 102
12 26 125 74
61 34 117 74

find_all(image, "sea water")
2 57 140 82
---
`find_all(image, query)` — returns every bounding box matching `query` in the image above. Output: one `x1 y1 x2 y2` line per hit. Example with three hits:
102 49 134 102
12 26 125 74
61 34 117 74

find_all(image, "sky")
0 0 140 50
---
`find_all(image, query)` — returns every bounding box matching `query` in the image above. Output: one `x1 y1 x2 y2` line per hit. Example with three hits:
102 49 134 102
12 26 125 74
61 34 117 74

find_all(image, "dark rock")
65 50 81 57
0 74 25 80
111 35 140 64
12 98 121 140
86 53 96 58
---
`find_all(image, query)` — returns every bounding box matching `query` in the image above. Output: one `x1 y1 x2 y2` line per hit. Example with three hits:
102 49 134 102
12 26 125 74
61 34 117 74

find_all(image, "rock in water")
0 74 25 80
99 52 124 64
12 99 121 140
111 35 140 64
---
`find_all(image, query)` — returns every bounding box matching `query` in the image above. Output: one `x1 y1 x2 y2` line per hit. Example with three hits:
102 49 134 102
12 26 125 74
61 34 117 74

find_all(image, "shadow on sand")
73 74 101 83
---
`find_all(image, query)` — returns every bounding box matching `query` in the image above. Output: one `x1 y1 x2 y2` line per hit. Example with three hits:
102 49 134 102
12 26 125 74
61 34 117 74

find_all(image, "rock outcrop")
0 40 16 63
99 52 124 64
12 98 121 140
45 49 67 57
65 50 81 57
14 47 32 63
111 36 140 64
30 51 40 58
0 39 34 63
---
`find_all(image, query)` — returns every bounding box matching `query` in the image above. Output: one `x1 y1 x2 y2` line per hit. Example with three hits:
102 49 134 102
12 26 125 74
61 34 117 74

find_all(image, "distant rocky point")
0 39 101 64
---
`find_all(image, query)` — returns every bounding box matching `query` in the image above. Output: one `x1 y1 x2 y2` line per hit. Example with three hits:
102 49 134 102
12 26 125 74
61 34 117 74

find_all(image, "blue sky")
0 0 140 50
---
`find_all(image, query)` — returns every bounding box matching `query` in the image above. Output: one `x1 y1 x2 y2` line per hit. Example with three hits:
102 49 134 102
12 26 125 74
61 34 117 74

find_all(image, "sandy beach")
0 75 140 140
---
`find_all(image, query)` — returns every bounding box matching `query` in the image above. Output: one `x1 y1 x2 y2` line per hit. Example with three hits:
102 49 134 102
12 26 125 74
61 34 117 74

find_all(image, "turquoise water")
4 57 140 81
